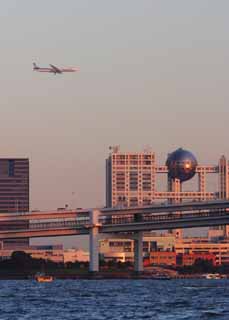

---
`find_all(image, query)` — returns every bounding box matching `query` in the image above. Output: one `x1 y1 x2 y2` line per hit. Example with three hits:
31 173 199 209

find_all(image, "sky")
0 1 229 248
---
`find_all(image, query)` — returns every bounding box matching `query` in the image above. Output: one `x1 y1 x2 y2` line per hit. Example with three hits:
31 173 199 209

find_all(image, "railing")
29 219 89 230
2 209 228 232
100 209 229 226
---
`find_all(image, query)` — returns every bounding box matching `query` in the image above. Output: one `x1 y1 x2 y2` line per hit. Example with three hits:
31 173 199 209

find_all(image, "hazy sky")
1 1 229 248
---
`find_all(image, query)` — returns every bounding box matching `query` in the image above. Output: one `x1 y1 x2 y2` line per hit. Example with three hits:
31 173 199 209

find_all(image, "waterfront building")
0 244 63 263
0 158 29 213
101 252 129 263
99 234 228 267
99 233 176 262
175 238 229 266
149 251 176 266
28 245 64 263
0 158 29 248
0 245 89 264
149 251 216 267
106 146 156 207
106 147 229 238
63 249 89 263
179 253 216 266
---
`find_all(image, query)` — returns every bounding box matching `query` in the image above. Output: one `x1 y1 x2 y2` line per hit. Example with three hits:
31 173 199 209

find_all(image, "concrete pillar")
134 231 143 272
218 156 229 237
89 209 100 272
168 177 183 239
198 170 206 201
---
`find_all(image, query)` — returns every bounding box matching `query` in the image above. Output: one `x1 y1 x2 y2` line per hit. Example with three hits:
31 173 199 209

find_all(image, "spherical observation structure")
166 148 198 182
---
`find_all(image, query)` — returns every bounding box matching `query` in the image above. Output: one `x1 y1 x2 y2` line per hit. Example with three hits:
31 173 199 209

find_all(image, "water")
0 279 229 319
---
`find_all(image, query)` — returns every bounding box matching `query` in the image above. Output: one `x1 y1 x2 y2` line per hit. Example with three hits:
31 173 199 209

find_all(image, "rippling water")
0 279 229 319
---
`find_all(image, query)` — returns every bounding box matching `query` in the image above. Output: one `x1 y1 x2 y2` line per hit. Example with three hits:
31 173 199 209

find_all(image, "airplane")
33 63 80 74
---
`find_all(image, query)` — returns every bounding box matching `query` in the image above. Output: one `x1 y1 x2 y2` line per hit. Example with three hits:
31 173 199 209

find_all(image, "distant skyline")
1 1 228 248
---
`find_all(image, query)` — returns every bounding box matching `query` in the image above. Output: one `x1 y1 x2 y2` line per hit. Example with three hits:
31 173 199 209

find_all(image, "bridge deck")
0 208 228 239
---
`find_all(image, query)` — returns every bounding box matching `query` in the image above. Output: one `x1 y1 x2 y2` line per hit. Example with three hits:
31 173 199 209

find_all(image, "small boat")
34 273 54 282
204 273 225 280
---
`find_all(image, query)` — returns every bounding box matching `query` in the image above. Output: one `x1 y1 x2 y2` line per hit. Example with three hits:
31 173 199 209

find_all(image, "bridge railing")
29 219 90 230
19 209 229 231
99 209 229 226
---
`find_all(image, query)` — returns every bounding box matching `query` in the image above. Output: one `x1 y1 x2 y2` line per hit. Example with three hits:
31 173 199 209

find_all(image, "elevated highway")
0 207 229 238
1 200 229 272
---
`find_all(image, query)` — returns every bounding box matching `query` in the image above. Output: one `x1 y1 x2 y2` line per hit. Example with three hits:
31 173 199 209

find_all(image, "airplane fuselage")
33 63 80 74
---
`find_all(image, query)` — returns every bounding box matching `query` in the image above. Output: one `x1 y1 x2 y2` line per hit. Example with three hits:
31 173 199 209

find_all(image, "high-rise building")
0 158 29 249
106 146 156 207
106 147 229 239
0 158 29 213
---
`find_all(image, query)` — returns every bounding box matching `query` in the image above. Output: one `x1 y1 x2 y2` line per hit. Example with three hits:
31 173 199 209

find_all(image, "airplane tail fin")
33 62 38 70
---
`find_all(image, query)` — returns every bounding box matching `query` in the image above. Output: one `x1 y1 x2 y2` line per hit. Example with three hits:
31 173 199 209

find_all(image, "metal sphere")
166 148 198 182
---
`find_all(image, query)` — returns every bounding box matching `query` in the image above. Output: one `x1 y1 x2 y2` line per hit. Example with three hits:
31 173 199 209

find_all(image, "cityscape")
1 147 229 272
1 1 229 320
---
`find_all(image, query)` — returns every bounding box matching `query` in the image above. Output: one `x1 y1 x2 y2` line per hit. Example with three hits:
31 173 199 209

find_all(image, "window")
143 160 151 165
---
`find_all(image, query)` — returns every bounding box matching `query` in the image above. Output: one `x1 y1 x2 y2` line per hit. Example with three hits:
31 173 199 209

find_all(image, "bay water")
0 279 229 319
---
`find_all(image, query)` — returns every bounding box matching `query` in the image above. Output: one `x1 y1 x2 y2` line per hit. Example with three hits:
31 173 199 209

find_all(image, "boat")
34 273 54 282
204 273 226 279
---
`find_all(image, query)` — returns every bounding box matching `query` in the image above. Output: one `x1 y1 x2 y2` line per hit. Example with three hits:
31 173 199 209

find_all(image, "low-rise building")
175 238 229 266
99 233 175 257
0 245 89 264
178 253 216 266
149 251 176 266
64 249 89 263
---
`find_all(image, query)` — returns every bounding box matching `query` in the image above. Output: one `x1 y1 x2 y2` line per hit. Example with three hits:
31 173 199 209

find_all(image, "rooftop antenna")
109 145 120 153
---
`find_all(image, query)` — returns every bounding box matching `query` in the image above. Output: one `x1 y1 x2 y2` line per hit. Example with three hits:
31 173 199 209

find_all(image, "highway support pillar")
134 231 143 273
89 209 100 272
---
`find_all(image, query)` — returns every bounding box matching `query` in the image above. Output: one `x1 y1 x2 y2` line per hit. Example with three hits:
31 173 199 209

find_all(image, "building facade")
175 239 229 266
64 249 89 263
106 147 156 207
149 251 177 266
0 245 89 264
0 158 29 213
99 233 176 262
106 147 220 208
0 158 29 248
106 147 229 238
179 253 216 266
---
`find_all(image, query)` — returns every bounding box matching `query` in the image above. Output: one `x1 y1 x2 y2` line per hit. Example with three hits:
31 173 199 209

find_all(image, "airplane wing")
49 64 62 73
